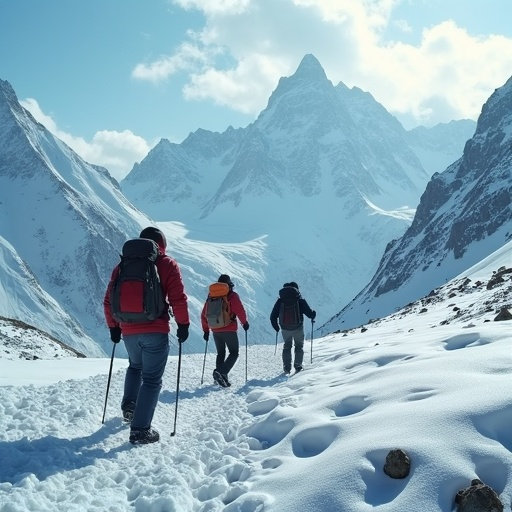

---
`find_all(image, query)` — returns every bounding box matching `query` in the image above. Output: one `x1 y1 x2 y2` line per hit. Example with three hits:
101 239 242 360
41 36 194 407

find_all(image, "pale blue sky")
1 0 512 179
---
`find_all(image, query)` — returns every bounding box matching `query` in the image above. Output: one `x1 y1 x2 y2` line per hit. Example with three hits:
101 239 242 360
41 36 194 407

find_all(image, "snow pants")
282 326 305 371
212 330 239 376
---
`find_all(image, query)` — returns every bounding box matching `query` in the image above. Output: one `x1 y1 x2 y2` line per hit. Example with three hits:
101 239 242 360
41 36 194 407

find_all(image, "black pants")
213 331 239 376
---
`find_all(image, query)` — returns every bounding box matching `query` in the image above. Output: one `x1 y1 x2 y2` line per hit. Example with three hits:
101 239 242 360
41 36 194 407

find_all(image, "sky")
2 240 512 511
1 0 512 180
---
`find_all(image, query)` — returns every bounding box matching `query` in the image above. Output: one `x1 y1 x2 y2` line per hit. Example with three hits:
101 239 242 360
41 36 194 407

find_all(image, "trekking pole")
310 319 315 364
274 331 278 355
170 340 183 437
101 343 116 424
245 330 248 383
200 339 208 385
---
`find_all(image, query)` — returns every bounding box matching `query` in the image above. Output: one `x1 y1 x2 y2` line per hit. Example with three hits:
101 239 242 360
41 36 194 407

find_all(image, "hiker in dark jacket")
270 281 316 374
104 226 190 445
201 274 249 387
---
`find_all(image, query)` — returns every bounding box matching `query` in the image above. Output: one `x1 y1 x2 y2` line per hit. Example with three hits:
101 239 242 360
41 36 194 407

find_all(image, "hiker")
201 274 249 387
270 281 316 374
103 226 190 444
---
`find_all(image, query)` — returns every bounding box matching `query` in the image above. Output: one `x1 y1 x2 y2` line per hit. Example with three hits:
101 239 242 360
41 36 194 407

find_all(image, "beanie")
140 226 167 249
218 274 234 287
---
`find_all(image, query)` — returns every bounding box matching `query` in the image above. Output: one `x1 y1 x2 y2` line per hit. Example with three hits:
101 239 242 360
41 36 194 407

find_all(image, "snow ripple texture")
0 349 285 512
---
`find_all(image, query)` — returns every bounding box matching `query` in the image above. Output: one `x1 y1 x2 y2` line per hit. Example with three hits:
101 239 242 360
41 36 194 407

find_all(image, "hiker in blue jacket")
270 282 316 374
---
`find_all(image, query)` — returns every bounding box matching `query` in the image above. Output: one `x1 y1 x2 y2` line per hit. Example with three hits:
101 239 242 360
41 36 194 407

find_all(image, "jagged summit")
265 54 332 112
293 53 328 80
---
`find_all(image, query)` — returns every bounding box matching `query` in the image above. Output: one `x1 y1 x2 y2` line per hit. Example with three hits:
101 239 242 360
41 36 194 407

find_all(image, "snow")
2 243 512 511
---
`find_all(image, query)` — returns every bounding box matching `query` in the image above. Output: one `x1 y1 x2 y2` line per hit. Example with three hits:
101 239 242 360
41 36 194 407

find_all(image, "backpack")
205 282 233 329
110 238 166 323
278 286 301 329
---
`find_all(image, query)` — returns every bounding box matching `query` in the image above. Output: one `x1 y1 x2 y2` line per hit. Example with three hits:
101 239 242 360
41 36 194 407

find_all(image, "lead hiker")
270 281 316 375
201 274 249 387
103 226 190 445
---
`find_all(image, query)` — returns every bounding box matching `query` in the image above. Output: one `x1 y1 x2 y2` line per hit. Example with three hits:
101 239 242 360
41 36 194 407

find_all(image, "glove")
311 310 316 320
203 331 209 342
176 323 189 343
272 324 280 332
109 326 122 343
243 322 249 331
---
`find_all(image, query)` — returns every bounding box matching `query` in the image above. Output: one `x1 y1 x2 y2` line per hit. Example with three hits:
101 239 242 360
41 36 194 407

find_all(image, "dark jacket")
270 295 315 331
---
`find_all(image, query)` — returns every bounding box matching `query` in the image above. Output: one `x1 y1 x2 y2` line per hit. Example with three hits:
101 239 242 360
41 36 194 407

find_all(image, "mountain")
0 79 277 355
0 79 152 356
0 54 477 355
321 76 512 333
123 54 433 220
122 54 473 325
406 119 476 176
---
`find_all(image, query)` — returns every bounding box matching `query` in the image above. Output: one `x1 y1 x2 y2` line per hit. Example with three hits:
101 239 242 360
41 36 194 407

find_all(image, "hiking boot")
129 427 160 445
294 366 303 374
283 367 291 375
213 369 228 387
123 409 134 423
122 401 135 423
221 374 231 387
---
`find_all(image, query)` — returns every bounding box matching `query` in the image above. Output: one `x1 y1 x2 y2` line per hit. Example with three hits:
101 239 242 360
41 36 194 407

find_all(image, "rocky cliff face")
322 76 512 333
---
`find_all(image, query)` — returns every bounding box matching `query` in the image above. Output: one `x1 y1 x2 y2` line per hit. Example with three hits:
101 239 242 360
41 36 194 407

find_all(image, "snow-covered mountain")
0 79 273 355
406 119 477 176
0 79 158 356
123 54 435 220
122 54 474 329
0 55 477 356
322 76 512 333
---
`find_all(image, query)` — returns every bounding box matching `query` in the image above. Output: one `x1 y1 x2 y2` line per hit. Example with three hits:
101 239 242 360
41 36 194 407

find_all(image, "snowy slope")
1 239 512 511
0 235 101 356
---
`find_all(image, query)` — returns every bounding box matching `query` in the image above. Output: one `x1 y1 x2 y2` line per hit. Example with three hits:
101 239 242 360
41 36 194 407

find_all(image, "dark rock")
455 479 503 511
383 449 410 479
494 308 512 321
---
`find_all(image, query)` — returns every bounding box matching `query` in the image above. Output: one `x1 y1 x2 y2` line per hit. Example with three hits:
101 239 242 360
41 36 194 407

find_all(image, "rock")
455 479 503 511
494 308 512 321
383 449 410 479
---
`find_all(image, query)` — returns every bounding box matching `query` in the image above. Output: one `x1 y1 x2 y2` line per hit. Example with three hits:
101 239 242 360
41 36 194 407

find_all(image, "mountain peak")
265 54 331 111
293 54 327 80
0 79 21 110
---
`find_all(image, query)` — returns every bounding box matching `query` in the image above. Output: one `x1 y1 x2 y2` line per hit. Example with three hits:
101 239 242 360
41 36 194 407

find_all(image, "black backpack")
278 286 301 329
110 238 166 323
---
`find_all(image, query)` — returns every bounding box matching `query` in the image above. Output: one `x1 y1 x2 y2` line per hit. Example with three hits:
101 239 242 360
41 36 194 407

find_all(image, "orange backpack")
205 282 233 328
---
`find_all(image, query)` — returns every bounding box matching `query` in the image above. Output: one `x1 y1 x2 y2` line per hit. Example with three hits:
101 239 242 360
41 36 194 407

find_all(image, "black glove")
203 331 209 342
243 322 249 331
272 323 280 332
176 323 189 343
109 326 122 343
311 310 316 320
